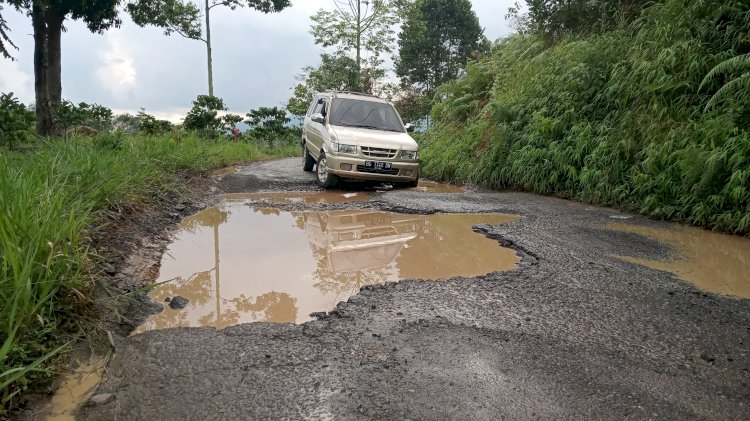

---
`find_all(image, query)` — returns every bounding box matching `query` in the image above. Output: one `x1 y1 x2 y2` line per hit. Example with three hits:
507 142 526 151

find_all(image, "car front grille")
356 165 400 175
361 147 398 159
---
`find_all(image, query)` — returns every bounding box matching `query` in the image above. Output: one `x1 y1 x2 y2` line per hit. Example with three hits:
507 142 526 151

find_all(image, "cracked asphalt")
82 158 750 420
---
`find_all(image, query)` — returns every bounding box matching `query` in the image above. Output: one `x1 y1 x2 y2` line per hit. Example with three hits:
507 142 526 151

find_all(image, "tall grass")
0 133 297 412
420 0 750 235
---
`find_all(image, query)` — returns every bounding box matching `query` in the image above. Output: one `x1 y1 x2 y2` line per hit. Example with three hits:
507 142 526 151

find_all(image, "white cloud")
0 59 33 103
96 32 137 100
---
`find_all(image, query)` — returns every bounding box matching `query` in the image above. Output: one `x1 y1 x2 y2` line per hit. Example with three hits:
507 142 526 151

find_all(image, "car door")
305 97 327 158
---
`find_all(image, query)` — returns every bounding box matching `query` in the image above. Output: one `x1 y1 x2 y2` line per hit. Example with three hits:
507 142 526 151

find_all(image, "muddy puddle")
135 205 520 331
608 223 750 298
223 191 370 204
41 358 105 421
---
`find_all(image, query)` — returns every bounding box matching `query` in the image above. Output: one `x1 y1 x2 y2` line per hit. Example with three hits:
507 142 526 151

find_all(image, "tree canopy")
395 0 486 93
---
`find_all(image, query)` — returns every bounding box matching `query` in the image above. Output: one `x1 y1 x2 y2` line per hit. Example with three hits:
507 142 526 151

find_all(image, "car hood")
330 125 418 150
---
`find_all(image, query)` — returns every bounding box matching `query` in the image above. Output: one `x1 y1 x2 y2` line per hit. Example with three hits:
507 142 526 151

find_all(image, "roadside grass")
419 0 750 235
0 133 299 413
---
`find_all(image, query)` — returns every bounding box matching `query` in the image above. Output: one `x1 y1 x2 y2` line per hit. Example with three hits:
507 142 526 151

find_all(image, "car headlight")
401 150 419 160
333 143 357 154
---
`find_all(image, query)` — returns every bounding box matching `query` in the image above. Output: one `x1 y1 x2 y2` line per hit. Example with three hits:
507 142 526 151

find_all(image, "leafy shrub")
421 0 750 234
0 92 35 149
56 100 113 134
183 95 242 138
245 106 292 143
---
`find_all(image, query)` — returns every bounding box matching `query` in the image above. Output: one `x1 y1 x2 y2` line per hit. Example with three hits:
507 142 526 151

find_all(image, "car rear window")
329 98 404 132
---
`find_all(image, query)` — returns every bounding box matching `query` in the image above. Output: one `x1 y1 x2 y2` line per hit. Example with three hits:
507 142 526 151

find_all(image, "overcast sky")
0 1 516 121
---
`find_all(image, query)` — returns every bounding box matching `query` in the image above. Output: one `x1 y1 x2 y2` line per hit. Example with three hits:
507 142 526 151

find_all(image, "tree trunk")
356 0 362 91
46 13 64 136
32 3 53 136
205 0 214 97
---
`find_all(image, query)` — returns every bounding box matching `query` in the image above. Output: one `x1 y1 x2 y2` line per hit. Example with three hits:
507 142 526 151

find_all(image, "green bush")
421 0 750 234
0 93 35 149
56 100 113 134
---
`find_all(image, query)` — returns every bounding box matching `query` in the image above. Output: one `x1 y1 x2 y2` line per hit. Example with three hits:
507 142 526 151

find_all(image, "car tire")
316 153 339 189
302 143 315 172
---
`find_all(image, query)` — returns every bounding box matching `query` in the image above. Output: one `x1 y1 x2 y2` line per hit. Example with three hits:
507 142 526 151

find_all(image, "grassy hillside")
0 134 297 412
420 0 750 234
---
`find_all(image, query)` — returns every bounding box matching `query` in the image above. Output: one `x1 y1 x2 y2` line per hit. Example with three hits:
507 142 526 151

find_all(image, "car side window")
306 98 318 116
312 99 324 115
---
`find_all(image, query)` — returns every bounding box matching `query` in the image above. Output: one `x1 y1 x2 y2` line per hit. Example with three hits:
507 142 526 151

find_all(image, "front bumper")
326 154 419 182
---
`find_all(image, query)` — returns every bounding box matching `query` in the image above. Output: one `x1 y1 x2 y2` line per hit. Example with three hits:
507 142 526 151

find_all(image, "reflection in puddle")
411 181 464 193
43 358 105 421
135 206 520 331
608 223 750 298
223 191 370 204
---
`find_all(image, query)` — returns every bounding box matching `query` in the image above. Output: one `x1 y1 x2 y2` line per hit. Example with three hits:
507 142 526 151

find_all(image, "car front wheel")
316 153 339 189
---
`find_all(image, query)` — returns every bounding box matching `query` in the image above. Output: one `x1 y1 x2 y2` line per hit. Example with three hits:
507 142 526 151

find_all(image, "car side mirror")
311 113 325 124
404 123 415 133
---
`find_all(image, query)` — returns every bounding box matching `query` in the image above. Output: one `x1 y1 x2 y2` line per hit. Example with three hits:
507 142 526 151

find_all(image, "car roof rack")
325 90 380 98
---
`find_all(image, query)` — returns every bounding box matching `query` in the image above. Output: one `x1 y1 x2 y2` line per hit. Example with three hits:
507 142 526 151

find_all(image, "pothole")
223 191 371 204
134 204 520 332
607 222 750 298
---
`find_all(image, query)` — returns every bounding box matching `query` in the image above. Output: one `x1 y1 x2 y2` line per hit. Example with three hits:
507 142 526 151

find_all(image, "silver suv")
301 91 420 188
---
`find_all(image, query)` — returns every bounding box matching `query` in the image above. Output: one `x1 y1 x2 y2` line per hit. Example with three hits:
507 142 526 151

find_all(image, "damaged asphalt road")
83 158 749 420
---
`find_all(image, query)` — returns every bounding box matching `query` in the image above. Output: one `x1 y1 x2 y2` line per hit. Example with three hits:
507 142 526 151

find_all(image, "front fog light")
403 169 414 177
340 163 352 171
401 150 418 160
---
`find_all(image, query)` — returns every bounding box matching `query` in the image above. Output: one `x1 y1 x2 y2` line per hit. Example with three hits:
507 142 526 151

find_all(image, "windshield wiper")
341 124 400 132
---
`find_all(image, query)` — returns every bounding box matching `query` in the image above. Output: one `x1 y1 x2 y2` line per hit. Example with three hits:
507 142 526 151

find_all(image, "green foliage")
137 111 175 135
55 101 113 134
245 106 291 141
287 53 362 120
0 93 35 149
310 0 397 70
396 0 487 93
0 133 298 413
0 5 17 60
518 0 651 41
182 95 241 137
699 53 750 111
421 0 750 235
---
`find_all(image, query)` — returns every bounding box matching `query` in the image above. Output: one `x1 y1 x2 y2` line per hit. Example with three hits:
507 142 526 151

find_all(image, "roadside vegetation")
0 93 298 413
418 0 750 235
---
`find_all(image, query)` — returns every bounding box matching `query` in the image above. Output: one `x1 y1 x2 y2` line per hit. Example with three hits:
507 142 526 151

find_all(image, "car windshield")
329 98 404 132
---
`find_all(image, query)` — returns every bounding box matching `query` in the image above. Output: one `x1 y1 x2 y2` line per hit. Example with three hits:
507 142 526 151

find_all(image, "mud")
40 359 105 421
411 180 464 193
609 222 750 298
134 205 520 330
63 158 749 420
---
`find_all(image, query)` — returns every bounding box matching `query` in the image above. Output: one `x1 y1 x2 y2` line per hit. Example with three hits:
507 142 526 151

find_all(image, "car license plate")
365 161 391 170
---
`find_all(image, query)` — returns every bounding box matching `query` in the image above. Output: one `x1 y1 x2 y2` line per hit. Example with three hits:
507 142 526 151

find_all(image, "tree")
245 106 290 141
1 0 205 136
286 53 361 121
128 0 291 97
183 94 242 137
0 4 16 59
310 0 397 91
396 0 486 95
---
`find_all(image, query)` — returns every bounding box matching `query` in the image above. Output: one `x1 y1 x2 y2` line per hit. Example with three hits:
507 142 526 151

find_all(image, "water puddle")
135 205 520 331
42 358 105 421
411 181 464 193
223 191 371 204
608 223 750 298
